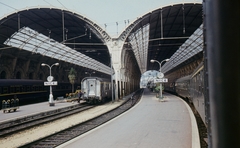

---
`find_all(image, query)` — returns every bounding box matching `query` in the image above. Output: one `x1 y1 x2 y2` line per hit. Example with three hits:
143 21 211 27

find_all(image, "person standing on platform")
78 90 83 103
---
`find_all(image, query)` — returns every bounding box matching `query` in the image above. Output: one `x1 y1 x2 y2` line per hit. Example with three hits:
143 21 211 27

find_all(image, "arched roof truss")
0 3 203 78
0 7 112 76
128 24 149 73
161 24 203 73
4 26 112 74
120 3 203 73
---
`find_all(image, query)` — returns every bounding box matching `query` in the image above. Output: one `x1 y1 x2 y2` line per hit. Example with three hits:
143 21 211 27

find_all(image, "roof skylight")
4 27 112 75
161 24 203 73
128 24 149 74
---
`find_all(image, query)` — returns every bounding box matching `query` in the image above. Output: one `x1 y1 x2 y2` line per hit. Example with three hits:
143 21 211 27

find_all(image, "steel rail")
21 89 144 148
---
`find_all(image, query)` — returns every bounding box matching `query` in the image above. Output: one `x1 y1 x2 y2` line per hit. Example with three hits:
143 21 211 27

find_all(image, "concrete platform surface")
58 88 200 148
0 99 82 123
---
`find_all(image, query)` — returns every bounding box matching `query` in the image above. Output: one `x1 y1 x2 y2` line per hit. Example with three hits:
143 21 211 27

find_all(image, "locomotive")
165 62 206 124
81 77 112 104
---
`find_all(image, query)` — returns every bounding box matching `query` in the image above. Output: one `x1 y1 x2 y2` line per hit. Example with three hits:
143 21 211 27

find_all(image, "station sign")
44 81 58 86
154 78 168 83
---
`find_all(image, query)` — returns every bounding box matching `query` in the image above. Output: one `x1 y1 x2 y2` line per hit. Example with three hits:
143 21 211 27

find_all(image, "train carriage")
189 63 205 124
0 79 47 108
0 79 75 110
175 75 191 101
165 62 206 125
81 77 112 104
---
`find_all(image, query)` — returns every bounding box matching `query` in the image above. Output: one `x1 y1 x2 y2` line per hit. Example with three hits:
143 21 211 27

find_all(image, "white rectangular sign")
44 81 58 86
154 78 168 83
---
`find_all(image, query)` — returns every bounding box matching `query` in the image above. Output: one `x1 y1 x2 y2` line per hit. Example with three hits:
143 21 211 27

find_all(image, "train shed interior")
0 1 239 147
0 3 203 83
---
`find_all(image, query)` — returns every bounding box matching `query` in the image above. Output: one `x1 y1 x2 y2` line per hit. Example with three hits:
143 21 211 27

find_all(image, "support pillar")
204 0 240 147
107 39 125 101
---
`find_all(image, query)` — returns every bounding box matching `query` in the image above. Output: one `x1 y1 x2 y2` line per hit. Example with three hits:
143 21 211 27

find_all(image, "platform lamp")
150 59 169 100
41 62 59 106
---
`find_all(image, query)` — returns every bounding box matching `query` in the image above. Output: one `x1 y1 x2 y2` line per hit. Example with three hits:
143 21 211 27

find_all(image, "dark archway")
29 72 33 79
16 71 21 79
39 73 43 80
0 71 6 79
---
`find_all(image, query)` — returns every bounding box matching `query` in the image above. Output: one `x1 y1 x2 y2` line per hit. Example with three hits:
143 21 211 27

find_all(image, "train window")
36 86 39 91
105 83 109 90
32 86 35 91
61 86 65 89
26 86 31 92
10 86 15 93
16 86 21 92
22 86 26 92
44 87 48 91
3 87 9 94
65 85 69 89
19 86 22 92
39 86 43 91
102 83 105 90
35 86 39 91
35 85 39 91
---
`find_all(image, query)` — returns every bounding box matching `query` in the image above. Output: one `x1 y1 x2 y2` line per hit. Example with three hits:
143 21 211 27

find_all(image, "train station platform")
59 88 200 148
0 99 81 123
0 97 129 148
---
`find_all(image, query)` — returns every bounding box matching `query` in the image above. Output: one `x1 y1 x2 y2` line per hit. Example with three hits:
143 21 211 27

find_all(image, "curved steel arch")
118 3 203 73
0 6 112 43
0 7 113 76
118 2 202 41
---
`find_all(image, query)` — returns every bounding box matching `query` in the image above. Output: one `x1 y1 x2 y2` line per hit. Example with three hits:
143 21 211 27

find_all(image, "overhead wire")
0 1 18 11
43 0 55 7
57 0 68 10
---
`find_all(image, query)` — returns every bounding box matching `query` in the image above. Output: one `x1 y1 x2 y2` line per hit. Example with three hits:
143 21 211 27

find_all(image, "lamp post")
41 62 59 106
85 71 95 77
150 59 169 100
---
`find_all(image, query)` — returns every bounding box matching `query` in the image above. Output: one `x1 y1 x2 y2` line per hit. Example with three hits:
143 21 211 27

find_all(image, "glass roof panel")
4 27 112 75
128 24 149 74
162 24 203 73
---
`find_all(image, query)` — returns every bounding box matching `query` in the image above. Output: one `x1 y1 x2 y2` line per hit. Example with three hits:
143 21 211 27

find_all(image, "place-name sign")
44 81 58 86
154 78 168 83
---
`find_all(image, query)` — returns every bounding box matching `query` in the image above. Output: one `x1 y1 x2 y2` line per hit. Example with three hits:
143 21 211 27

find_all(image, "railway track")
20 89 144 148
0 103 94 137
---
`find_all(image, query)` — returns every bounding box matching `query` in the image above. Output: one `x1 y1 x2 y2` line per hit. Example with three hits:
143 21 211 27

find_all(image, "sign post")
150 59 169 101
45 76 58 106
154 77 168 101
41 63 59 106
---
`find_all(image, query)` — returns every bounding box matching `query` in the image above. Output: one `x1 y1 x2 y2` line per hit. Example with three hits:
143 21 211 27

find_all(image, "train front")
81 77 100 103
